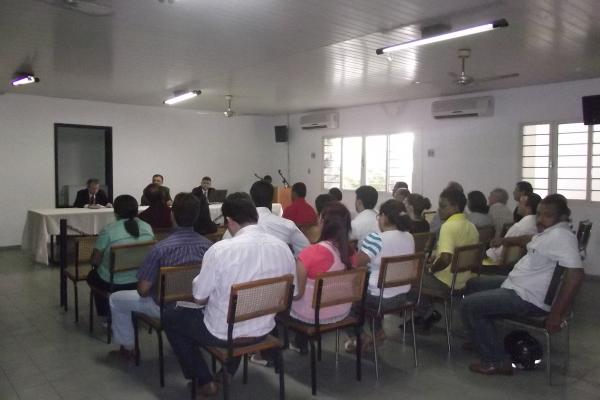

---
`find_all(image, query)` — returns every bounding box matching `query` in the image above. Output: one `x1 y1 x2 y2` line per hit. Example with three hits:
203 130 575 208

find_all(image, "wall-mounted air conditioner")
300 111 339 130
431 96 494 119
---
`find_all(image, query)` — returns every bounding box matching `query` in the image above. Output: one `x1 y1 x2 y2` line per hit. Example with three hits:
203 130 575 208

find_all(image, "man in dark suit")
192 176 214 201
73 178 109 208
141 174 172 206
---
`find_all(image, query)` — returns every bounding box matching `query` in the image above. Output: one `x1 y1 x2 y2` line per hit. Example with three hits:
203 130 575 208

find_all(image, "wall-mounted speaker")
582 95 600 125
275 125 288 142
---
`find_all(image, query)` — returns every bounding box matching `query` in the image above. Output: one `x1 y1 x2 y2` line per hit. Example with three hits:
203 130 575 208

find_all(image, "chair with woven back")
501 222 514 237
201 274 295 400
62 235 96 322
88 240 156 343
413 231 434 257
298 223 321 244
132 264 201 387
576 220 592 260
421 243 485 353
477 225 496 249
366 252 425 379
152 227 173 242
285 267 369 396
423 211 436 225
204 225 227 243
478 243 526 276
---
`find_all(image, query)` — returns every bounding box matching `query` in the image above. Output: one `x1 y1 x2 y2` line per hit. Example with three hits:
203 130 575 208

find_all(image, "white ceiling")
1 0 599 115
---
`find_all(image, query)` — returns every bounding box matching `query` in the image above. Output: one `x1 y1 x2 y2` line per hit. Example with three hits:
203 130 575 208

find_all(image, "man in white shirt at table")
163 193 296 396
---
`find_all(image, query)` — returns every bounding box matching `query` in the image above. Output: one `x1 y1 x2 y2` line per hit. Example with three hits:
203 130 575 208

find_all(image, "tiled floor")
1 247 599 399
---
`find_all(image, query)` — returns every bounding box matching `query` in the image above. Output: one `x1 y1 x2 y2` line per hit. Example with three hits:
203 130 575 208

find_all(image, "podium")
273 187 292 210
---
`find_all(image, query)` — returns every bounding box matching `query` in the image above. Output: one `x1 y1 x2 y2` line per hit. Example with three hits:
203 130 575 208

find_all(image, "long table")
21 203 282 265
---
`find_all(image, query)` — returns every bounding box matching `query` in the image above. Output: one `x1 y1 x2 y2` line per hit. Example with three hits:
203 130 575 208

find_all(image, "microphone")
278 169 290 188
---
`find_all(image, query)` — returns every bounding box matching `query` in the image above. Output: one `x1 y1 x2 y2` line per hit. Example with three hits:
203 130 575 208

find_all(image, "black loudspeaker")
275 125 288 142
582 95 600 125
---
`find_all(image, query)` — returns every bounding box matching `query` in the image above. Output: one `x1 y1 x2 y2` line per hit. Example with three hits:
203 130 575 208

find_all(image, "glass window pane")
557 168 588 179
557 190 587 200
557 179 587 191
557 156 588 167
594 156 600 166
522 157 549 167
594 144 600 155
558 132 588 145
592 168 600 179
522 146 549 157
592 180 600 191
594 131 600 143
523 135 549 146
388 133 414 192
558 123 586 133
323 138 341 189
592 191 600 202
365 135 387 191
536 189 548 198
528 179 549 189
522 168 548 179
523 124 550 135
342 137 362 190
557 144 588 156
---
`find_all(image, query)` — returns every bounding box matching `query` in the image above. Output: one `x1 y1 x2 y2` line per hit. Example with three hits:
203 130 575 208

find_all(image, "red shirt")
282 198 317 225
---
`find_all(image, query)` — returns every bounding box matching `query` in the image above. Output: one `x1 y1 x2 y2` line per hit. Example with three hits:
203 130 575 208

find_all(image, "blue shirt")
136 227 212 302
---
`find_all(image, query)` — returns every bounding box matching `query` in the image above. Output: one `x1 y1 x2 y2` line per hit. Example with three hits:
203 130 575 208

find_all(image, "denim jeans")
109 290 160 349
461 276 546 366
163 305 263 385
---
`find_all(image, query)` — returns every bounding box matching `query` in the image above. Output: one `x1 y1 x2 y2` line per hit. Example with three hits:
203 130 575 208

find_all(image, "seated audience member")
163 194 295 395
141 174 172 207
392 181 409 195
290 202 354 351
429 181 464 233
405 193 432 233
512 181 533 222
191 187 218 235
282 182 318 225
393 188 411 203
466 190 493 228
192 176 214 200
328 187 343 201
73 178 109 208
87 195 154 318
345 200 415 351
351 185 380 244
487 188 514 239
138 184 173 229
263 175 273 184
222 181 309 256
462 194 584 375
486 193 541 263
416 188 479 330
109 193 212 358
315 193 336 215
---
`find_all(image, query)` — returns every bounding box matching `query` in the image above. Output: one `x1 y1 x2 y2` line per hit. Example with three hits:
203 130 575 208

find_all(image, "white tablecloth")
21 203 282 265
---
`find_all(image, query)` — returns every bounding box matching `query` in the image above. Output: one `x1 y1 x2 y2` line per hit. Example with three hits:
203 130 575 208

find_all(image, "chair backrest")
227 274 295 324
576 220 592 259
312 267 368 309
413 232 434 255
477 225 496 247
110 241 156 275
544 264 566 306
158 264 202 305
205 226 227 243
298 223 321 244
153 228 173 242
450 243 485 274
501 243 526 267
75 235 96 265
378 252 425 289
501 222 514 237
423 211 436 224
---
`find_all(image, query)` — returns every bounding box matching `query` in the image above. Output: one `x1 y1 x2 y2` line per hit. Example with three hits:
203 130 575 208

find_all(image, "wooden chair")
366 253 425 379
298 223 321 244
413 231 434 257
63 235 96 322
503 265 578 384
153 227 173 241
477 225 495 249
423 211 436 225
88 241 156 343
205 225 227 242
478 243 526 276
132 264 201 387
576 220 592 260
200 274 295 400
285 267 369 396
421 243 485 353
501 222 514 237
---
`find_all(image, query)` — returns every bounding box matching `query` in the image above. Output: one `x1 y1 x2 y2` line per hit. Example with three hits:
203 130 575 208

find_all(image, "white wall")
0 93 287 247
285 78 600 276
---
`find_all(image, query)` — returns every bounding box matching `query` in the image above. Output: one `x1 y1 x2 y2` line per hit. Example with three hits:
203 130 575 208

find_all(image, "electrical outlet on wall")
308 168 311 174
428 149 435 157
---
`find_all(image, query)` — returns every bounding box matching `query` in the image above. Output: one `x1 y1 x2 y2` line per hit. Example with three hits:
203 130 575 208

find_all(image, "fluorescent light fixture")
376 19 508 55
163 90 201 105
11 75 40 86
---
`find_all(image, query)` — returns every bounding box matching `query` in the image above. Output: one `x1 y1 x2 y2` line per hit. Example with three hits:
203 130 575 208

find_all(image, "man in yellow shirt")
415 188 479 331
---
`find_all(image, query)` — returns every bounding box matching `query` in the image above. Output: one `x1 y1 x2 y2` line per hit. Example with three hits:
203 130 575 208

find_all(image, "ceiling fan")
223 95 236 118
39 0 113 16
449 48 519 86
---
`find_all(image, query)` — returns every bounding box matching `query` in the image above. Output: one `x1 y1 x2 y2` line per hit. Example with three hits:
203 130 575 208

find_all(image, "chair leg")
317 335 322 362
444 300 451 354
107 309 112 344
73 281 79 323
133 315 140 366
402 309 407 342
411 308 418 368
546 331 552 385
373 318 379 381
89 292 94 334
277 348 285 400
355 325 362 382
222 360 230 400
243 354 248 384
211 354 217 374
158 331 165 387
309 339 317 395
335 329 339 365
190 378 197 400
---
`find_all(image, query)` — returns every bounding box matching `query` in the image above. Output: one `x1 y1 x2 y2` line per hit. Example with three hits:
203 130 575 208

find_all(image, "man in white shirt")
163 194 296 395
462 194 584 376
351 185 380 244
486 193 541 263
222 180 309 256
487 188 514 239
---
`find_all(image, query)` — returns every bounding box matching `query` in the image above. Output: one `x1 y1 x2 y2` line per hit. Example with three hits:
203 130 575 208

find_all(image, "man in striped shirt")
109 193 212 359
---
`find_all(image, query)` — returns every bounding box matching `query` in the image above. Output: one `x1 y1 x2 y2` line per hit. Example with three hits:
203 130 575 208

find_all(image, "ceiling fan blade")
477 73 520 83
448 72 458 78
70 1 113 16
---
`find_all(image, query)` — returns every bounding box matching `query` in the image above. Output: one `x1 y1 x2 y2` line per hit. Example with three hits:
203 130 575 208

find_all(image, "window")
323 132 414 192
521 122 598 202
